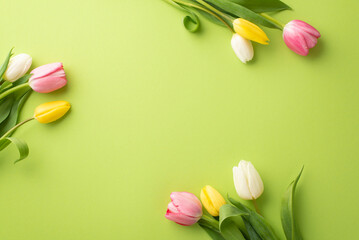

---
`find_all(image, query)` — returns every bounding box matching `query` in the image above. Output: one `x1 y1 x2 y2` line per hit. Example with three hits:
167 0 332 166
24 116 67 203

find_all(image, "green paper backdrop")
0 0 358 239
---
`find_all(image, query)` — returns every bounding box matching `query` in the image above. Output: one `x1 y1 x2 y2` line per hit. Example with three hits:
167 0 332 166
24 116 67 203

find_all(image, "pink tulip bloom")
29 62 67 93
165 192 202 226
283 20 321 56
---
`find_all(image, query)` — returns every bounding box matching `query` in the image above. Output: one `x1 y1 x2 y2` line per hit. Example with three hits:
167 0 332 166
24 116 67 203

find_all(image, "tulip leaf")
0 90 32 141
219 204 247 240
228 0 291 13
0 48 14 80
164 0 200 32
281 167 304 240
0 97 15 125
243 218 262 240
5 137 29 163
228 196 279 240
203 0 281 29
199 225 226 240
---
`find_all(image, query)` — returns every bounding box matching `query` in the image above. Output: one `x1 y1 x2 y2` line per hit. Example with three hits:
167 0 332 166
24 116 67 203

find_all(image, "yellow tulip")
233 18 269 45
200 185 226 216
34 101 71 124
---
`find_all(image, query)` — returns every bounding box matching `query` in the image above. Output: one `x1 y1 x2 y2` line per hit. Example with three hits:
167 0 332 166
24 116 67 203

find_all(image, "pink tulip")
165 192 202 226
283 20 321 56
29 62 67 93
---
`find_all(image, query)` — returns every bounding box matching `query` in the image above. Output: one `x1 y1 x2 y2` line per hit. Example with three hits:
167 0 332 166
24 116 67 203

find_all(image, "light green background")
0 0 358 239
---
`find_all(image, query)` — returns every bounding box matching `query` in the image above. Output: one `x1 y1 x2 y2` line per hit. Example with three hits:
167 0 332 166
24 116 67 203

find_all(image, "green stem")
260 13 284 30
0 117 35 139
0 82 30 100
195 0 234 22
171 0 234 33
200 214 220 230
252 199 261 215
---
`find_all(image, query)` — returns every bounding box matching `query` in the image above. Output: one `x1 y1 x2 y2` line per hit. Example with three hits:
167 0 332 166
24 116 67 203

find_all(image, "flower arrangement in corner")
165 160 304 240
164 0 321 63
0 49 71 163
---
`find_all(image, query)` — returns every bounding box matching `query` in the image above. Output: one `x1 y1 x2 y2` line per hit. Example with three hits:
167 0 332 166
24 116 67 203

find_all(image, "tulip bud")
4 53 32 82
29 62 67 93
200 185 226 217
233 18 269 45
283 20 321 56
34 101 71 124
231 34 254 63
165 192 202 226
233 160 264 200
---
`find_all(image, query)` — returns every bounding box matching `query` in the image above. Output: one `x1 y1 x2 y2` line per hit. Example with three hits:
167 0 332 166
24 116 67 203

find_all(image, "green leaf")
199 225 226 240
0 90 32 141
243 219 262 240
0 97 15 125
228 196 279 240
165 0 200 32
6 137 29 163
228 0 291 13
204 0 281 29
281 167 304 240
0 48 14 79
219 204 247 240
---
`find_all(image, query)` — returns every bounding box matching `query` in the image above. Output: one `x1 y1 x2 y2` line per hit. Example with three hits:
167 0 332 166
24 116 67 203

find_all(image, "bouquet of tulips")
0 49 71 163
165 160 304 240
164 0 320 63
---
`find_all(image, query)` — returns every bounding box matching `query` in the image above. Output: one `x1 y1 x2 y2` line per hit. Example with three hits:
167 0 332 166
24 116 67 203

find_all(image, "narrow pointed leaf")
228 0 291 13
0 48 14 79
0 97 14 124
228 196 279 240
204 0 281 29
164 0 200 32
281 167 304 240
6 137 29 163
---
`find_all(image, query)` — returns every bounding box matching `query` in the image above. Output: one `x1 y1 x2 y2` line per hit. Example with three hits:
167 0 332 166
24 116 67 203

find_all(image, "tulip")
231 34 254 63
4 53 32 82
34 101 71 124
29 62 67 93
233 18 269 45
283 20 321 56
200 185 226 217
165 192 202 226
233 160 264 200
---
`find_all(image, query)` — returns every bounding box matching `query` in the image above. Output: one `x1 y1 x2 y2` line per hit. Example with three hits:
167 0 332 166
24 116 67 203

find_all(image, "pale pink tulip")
283 20 321 56
29 62 67 93
165 192 202 226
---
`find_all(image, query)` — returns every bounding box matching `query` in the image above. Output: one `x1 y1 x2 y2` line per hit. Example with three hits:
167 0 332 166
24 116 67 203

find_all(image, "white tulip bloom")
4 53 32 82
233 160 264 200
231 34 254 63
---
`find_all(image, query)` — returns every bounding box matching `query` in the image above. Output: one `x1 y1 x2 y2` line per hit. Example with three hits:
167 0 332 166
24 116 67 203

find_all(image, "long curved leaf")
228 196 279 240
204 0 281 29
281 167 304 240
164 0 200 32
198 217 226 240
0 97 14 124
228 0 291 13
6 137 29 163
0 48 14 79
219 204 247 240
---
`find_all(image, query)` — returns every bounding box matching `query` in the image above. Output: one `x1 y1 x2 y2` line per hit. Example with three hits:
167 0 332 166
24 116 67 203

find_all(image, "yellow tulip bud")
233 18 269 45
200 185 226 216
34 101 71 124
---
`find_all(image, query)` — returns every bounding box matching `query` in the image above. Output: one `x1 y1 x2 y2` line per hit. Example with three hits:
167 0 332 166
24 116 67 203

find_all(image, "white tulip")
233 160 264 200
4 53 32 82
231 34 254 63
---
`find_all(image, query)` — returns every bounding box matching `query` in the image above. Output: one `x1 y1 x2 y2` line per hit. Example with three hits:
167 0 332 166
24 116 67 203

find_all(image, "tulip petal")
233 164 253 200
291 20 321 38
170 192 202 218
246 162 264 199
165 211 199 226
283 26 309 56
231 34 254 63
30 62 64 78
